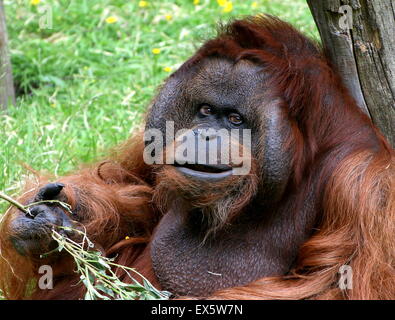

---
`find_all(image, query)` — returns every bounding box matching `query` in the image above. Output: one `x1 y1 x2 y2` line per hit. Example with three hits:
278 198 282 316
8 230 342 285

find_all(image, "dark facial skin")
146 57 263 139
146 57 292 191
147 58 314 296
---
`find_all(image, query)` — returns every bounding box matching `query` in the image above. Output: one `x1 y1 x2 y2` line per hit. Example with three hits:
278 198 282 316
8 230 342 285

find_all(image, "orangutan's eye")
228 113 243 125
199 105 213 116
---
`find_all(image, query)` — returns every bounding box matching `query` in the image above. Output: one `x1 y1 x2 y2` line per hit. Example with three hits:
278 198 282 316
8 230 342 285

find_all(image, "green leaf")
95 284 116 298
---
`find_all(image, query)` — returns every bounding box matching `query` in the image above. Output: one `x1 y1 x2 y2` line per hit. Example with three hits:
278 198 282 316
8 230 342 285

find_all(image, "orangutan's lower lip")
174 166 233 181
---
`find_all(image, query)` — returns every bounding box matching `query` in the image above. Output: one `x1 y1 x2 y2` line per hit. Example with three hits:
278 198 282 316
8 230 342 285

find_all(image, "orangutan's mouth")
173 163 233 180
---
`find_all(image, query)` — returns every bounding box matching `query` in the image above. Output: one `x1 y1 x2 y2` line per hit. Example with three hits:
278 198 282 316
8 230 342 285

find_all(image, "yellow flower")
222 1 233 13
152 48 161 55
193 0 200 5
163 67 172 72
125 236 130 240
251 1 258 8
217 0 227 7
105 16 118 24
30 0 41 5
165 14 173 21
139 1 148 8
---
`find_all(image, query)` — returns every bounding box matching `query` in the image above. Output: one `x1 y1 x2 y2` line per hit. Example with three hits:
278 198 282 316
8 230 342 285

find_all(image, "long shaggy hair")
152 133 259 239
0 15 394 300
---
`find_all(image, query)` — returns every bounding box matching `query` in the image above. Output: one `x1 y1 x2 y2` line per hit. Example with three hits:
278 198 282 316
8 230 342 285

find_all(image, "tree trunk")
307 0 395 147
0 0 15 110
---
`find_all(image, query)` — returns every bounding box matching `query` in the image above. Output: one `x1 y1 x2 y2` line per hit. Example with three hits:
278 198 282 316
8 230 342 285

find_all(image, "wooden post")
307 0 395 147
0 0 15 110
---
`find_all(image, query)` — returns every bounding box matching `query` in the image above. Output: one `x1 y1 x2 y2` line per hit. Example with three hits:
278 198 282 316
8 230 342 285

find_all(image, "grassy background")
0 0 317 213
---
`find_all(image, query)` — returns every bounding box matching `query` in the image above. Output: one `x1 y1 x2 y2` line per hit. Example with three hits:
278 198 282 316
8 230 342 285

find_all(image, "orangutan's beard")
153 163 258 239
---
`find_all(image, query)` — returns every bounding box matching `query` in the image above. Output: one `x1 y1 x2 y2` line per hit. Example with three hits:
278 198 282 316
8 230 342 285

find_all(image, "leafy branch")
0 190 171 300
48 227 171 300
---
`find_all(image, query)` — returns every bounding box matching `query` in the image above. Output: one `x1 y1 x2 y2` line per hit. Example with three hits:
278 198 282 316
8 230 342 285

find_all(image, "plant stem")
0 191 28 214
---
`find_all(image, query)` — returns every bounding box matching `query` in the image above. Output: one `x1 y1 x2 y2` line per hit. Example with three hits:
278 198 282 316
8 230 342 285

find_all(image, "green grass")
0 0 317 213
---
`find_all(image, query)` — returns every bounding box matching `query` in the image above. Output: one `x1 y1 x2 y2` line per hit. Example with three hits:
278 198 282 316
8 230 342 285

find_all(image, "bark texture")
307 0 395 147
0 0 15 110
